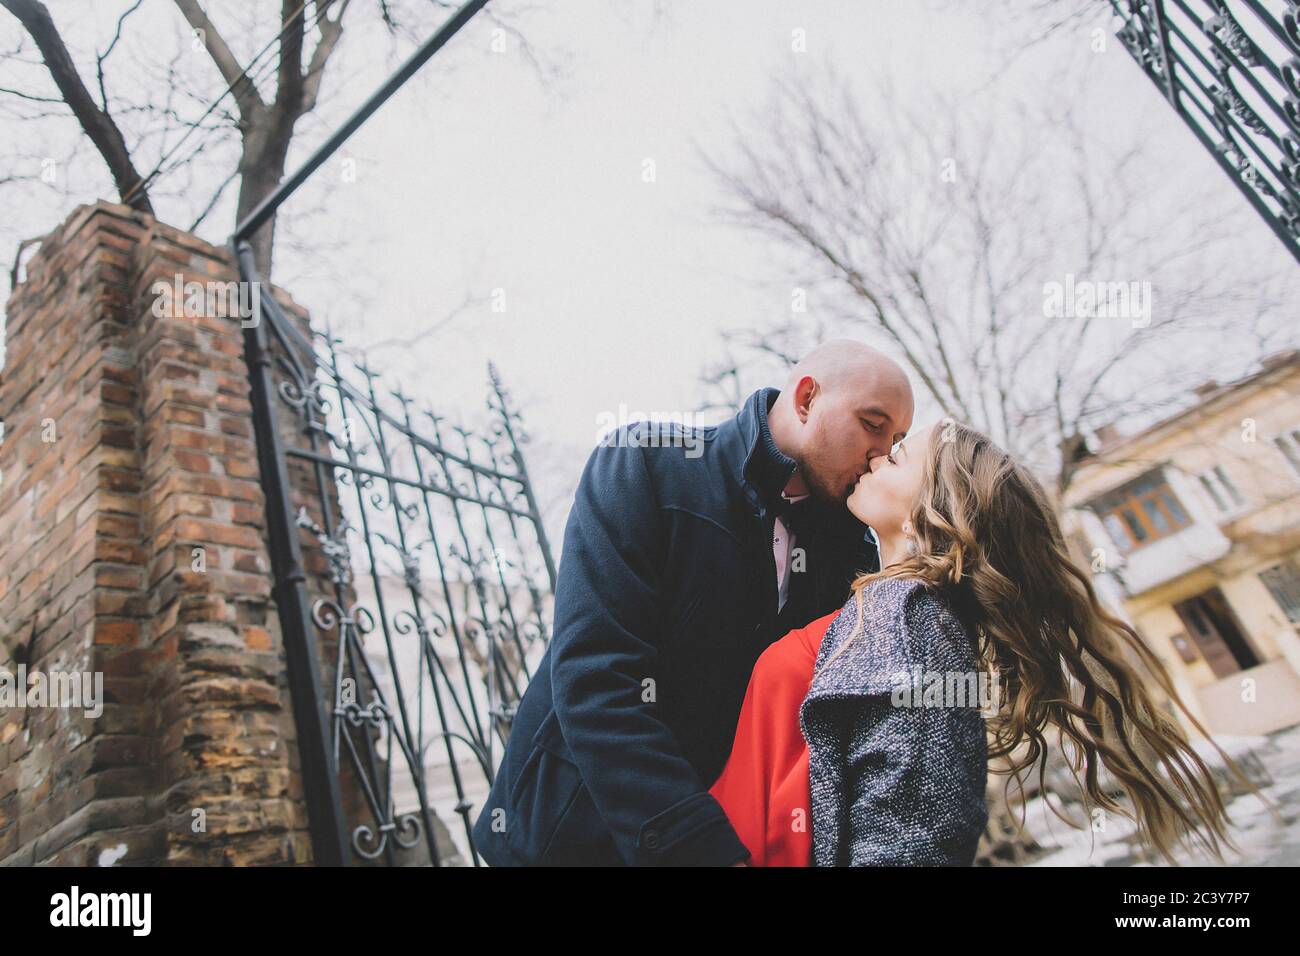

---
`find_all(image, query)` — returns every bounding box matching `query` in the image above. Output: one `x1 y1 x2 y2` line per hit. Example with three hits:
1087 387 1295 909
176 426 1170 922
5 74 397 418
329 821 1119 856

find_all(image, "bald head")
782 339 912 400
769 339 916 507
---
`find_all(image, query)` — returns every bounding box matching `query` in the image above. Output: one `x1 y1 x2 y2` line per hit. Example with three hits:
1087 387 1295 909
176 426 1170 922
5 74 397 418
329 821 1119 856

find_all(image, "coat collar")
729 387 873 549
737 387 798 510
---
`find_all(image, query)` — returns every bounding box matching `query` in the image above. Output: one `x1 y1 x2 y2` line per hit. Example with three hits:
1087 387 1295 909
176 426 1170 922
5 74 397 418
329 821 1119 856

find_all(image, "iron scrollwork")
1111 0 1300 261
241 259 557 866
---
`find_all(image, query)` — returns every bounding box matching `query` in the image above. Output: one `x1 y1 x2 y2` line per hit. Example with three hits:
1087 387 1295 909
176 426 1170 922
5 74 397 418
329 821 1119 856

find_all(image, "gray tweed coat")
798 577 990 866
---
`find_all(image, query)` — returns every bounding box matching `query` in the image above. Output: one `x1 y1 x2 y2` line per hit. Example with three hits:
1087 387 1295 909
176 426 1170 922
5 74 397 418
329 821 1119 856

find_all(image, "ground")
1023 723 1300 866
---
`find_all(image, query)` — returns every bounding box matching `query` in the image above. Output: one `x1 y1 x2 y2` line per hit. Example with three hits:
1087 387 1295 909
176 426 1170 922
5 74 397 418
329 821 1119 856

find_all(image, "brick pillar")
0 200 347 865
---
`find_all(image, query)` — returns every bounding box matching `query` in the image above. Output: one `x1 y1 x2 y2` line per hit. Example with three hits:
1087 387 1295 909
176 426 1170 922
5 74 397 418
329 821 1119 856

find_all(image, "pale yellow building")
1063 350 1300 738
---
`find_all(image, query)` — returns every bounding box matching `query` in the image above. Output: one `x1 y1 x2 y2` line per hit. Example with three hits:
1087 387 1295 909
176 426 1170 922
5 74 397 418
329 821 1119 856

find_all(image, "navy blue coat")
471 387 879 866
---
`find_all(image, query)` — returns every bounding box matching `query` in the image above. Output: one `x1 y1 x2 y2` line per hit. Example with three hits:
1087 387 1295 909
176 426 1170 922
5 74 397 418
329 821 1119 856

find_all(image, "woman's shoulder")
856 576 971 640
819 576 947 651
807 577 974 701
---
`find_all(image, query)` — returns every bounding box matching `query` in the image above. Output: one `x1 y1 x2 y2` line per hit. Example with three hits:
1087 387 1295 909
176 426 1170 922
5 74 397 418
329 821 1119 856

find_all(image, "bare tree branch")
171 0 264 120
698 59 1295 497
0 0 155 212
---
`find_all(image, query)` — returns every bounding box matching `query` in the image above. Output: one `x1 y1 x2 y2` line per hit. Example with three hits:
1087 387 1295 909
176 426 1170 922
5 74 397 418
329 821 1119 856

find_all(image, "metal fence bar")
235 241 351 866
235 237 555 864
223 0 553 865
1111 0 1300 263
232 0 491 244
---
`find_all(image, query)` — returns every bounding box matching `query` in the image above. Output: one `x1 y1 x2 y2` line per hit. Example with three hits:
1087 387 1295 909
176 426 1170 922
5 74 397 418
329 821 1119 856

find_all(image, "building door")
1172 588 1260 679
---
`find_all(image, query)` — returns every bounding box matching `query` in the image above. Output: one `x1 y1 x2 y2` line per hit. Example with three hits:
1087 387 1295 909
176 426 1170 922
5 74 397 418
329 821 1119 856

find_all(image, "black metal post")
223 0 552 867
488 362 558 591
233 0 491 244
235 239 351 866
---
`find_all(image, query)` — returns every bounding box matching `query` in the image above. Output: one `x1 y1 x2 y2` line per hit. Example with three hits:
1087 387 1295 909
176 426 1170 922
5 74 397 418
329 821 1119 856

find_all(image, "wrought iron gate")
236 246 555 866
228 0 555 866
1110 0 1300 263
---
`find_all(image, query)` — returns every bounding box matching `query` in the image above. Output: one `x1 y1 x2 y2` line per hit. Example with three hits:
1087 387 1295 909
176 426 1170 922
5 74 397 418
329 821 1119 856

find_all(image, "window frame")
1271 427 1300 479
1196 464 1247 514
1091 470 1193 553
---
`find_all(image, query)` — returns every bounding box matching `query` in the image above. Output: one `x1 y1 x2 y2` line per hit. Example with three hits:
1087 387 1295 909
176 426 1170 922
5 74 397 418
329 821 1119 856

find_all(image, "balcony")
1080 465 1233 596
1111 521 1232 596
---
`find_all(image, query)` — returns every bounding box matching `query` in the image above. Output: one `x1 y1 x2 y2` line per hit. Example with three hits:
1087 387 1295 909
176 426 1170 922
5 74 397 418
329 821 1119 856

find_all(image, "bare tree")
696 53 1298 865
696 59 1295 499
1 0 156 215
0 0 557 277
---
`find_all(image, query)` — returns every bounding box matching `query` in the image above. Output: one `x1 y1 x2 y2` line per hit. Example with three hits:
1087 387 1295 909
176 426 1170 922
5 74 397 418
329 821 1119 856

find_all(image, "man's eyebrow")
857 406 892 420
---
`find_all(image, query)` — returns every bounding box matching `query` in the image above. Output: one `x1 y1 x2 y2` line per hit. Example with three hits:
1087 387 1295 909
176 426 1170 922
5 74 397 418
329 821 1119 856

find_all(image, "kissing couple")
472 339 1243 867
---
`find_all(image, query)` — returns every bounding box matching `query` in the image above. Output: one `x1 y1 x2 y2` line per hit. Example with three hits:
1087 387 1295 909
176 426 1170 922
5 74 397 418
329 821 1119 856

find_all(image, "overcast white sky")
276 1 1026 447
3 0 1295 520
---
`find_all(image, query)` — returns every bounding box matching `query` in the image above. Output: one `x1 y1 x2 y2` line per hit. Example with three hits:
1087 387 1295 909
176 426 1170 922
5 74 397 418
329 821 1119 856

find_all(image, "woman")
709 419 1265 866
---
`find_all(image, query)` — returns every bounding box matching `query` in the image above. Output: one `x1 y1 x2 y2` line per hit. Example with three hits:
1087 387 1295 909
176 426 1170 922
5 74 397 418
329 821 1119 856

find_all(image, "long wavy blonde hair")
833 419 1277 864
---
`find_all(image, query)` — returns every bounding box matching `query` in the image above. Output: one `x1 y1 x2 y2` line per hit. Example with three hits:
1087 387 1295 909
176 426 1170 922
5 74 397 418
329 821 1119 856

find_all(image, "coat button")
644 829 661 849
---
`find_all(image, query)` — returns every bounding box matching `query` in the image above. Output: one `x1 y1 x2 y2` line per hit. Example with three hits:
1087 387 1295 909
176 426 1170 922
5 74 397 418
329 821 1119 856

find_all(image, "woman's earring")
902 520 918 556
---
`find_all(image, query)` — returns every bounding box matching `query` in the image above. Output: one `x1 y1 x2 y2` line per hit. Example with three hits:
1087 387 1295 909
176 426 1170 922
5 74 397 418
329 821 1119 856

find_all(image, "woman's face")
847 423 932 535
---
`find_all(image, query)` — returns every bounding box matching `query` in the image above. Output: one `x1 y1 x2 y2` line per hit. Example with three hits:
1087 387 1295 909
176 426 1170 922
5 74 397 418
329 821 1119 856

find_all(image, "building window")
1090 469 1191 553
1197 465 1246 512
1259 561 1300 624
1273 428 1300 478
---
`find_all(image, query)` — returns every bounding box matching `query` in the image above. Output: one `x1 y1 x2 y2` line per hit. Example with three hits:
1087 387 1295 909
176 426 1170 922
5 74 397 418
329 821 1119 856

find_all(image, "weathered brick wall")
0 200 344 865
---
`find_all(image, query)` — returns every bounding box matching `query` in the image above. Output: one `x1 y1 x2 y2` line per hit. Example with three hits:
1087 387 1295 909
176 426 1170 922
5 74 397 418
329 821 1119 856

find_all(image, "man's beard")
797 457 850 510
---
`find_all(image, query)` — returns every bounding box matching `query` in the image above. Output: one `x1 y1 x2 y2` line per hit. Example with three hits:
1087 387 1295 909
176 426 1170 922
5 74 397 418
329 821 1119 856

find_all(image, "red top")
708 610 838 867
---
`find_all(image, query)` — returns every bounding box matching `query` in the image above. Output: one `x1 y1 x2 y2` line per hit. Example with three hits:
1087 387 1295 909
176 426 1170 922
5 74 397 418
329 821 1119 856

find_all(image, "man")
471 340 914 865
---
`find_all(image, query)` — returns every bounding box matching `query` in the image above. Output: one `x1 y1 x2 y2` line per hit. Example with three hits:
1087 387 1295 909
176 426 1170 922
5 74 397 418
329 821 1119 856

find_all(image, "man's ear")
791 375 818 420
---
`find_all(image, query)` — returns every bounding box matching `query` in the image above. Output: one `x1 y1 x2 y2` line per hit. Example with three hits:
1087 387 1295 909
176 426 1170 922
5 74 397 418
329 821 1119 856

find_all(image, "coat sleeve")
840 598 989 866
548 433 752 866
